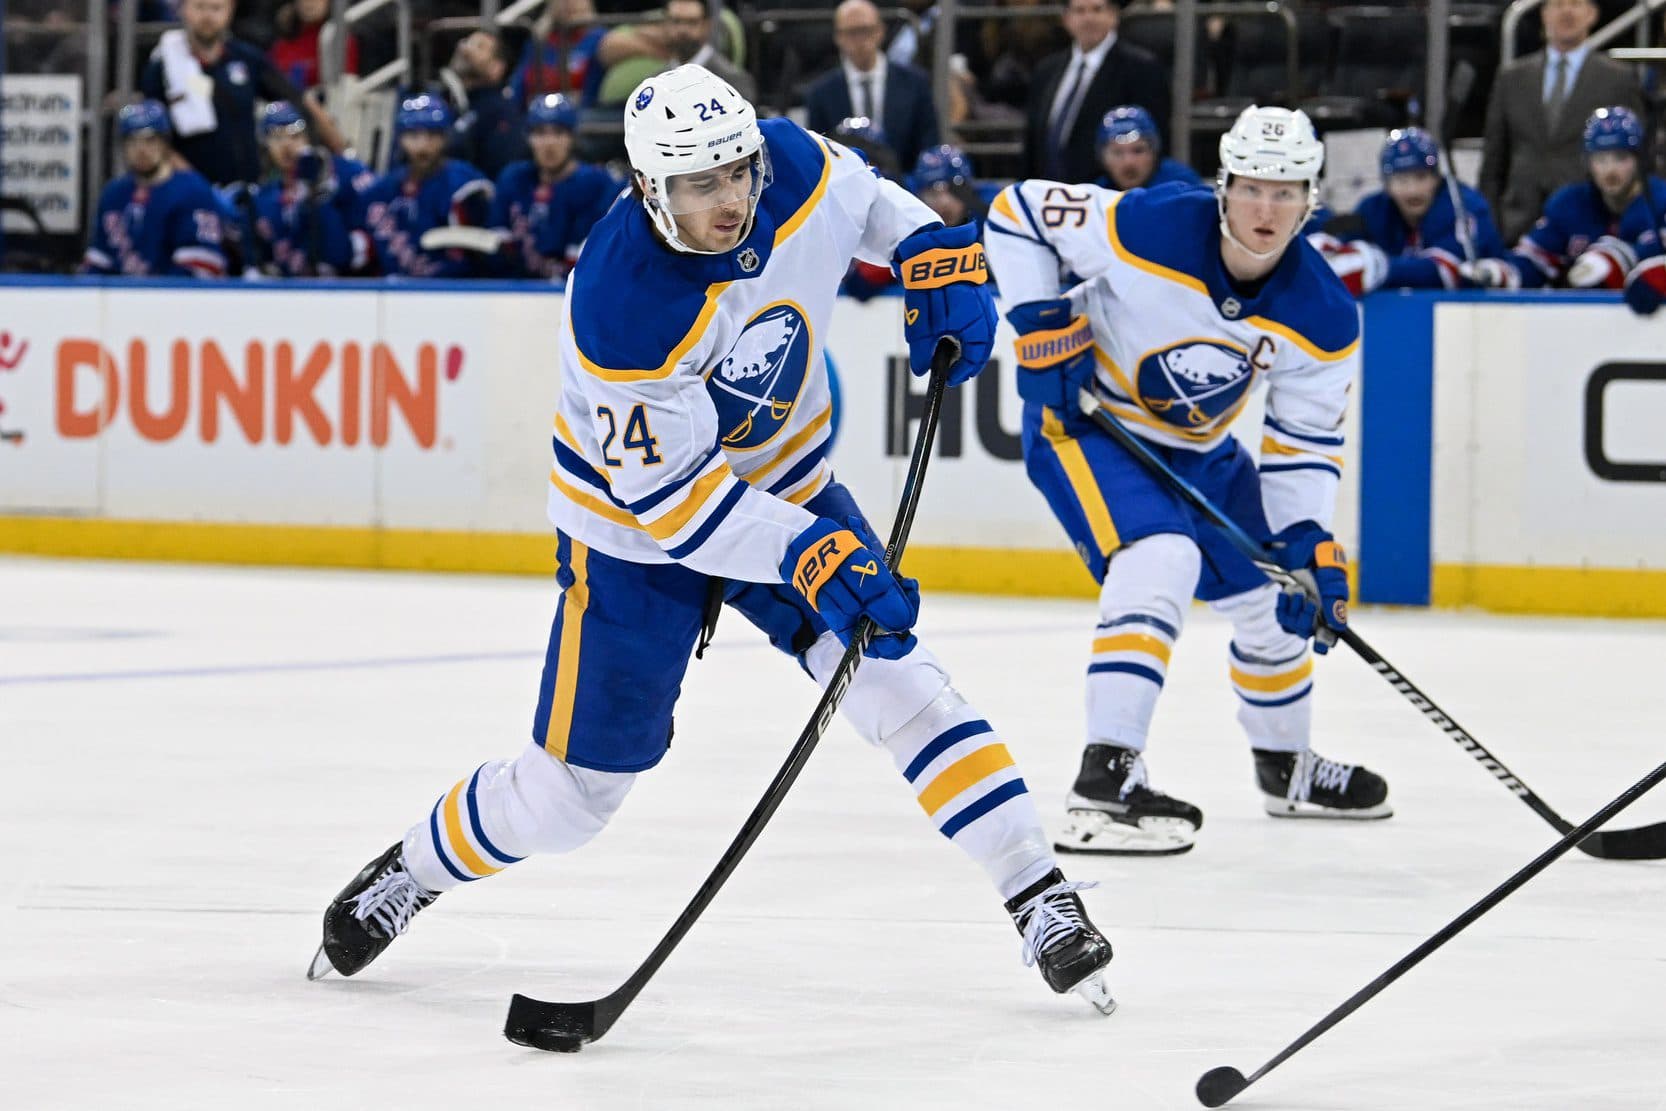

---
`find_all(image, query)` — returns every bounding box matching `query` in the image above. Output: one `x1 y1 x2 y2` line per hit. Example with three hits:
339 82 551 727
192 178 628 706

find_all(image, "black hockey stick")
1078 390 1666 860
504 343 956 1052
1196 753 1666 1107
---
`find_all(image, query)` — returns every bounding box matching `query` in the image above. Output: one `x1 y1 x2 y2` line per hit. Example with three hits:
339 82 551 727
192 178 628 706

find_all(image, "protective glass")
659 148 773 217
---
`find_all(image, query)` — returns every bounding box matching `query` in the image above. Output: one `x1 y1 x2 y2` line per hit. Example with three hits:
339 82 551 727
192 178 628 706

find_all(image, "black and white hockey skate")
307 842 438 980
1055 744 1204 855
1005 868 1116 1015
1254 748 1392 820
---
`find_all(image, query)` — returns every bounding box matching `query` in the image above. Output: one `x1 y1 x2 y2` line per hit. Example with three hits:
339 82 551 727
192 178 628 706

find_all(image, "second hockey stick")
503 343 956 1052
1078 389 1666 860
1196 753 1666 1106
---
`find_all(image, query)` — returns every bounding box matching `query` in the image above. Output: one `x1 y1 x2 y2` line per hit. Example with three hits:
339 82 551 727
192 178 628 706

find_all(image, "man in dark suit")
1024 0 1169 184
1480 0 1643 242
804 0 940 170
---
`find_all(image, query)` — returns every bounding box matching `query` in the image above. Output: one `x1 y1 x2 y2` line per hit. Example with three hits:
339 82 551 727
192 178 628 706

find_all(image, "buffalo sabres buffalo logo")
1136 339 1254 429
635 86 655 111
708 302 813 449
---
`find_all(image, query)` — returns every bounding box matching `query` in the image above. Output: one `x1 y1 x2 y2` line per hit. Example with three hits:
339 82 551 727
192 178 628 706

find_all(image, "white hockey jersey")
983 181 1360 533
547 118 938 582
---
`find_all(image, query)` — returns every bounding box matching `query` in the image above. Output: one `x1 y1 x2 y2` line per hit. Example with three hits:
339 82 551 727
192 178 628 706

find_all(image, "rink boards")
0 278 1661 616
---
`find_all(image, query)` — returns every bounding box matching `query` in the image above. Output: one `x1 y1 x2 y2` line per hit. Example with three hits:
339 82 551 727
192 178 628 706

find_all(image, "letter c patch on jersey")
900 243 989 290
791 528 863 608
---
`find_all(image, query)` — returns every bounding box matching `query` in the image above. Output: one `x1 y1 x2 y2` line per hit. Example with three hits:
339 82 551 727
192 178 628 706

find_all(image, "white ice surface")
2 557 1664 1111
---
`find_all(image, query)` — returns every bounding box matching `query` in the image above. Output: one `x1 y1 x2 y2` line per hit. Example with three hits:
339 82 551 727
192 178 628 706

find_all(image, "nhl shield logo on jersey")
708 302 812 449
1136 339 1254 429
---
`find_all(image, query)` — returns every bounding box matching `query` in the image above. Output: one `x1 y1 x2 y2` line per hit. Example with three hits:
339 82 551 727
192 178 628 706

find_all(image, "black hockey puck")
538 1035 585 1054
1195 1066 1247 1107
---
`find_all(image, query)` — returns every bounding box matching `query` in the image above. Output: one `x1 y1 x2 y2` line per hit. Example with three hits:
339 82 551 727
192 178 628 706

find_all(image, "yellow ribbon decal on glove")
1014 315 1093 369
900 243 989 290
791 529 864 608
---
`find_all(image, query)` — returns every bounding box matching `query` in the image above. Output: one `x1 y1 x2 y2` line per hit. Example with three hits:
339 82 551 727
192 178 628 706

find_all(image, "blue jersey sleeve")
82 184 121 274
167 178 227 278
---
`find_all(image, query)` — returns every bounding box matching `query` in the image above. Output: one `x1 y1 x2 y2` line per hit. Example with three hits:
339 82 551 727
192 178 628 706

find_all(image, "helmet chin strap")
640 173 760 255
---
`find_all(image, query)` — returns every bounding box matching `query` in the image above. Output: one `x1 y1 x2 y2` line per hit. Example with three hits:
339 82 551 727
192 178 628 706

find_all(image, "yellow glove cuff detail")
1014 315 1094 369
791 529 864 609
900 243 989 289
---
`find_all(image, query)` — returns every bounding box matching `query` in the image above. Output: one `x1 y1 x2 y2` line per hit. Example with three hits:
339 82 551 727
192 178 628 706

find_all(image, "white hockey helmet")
1215 105 1324 260
623 64 771 254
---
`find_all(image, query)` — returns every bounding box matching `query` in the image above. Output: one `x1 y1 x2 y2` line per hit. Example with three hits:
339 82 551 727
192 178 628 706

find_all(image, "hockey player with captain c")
983 105 1392 857
311 65 1114 1014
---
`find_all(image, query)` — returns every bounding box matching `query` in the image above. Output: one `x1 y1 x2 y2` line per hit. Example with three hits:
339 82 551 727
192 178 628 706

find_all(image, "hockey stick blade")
1194 756 1666 1106
1077 390 1666 860
503 343 957 1051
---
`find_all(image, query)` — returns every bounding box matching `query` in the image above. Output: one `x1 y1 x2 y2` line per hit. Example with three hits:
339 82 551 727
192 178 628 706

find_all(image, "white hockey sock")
1213 584 1313 753
1087 533 1199 752
402 742 636 894
803 635 1055 900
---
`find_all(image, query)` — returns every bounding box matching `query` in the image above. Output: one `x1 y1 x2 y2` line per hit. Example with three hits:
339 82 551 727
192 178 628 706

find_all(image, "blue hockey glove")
1623 255 1666 316
783 518 919 660
1269 521 1349 654
1006 298 1097 423
893 222 997 387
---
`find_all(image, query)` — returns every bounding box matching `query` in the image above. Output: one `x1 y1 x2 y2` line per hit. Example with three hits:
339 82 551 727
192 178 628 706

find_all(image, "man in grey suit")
1480 0 1643 242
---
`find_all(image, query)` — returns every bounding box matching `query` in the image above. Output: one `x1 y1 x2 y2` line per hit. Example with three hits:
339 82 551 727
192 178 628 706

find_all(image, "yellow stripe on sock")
1231 658 1314 693
916 744 1015 817
442 779 501 877
1090 632 1172 665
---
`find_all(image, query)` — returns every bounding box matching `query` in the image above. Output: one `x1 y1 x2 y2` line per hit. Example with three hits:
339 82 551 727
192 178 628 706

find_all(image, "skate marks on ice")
1 559 1663 1109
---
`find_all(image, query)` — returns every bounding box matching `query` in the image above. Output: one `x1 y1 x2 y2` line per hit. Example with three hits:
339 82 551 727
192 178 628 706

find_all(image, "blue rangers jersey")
1506 176 1666 287
490 160 621 280
360 159 493 278
984 181 1359 533
1344 183 1506 288
253 153 377 276
82 169 226 278
1094 158 1203 192
547 117 938 582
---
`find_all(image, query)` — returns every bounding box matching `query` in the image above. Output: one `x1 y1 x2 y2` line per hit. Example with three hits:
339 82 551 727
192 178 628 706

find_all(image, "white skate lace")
350 866 433 940
1117 753 1150 800
1289 750 1354 803
1016 879 1099 968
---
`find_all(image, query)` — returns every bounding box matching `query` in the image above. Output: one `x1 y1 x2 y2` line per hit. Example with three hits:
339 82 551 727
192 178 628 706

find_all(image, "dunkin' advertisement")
0 285 561 530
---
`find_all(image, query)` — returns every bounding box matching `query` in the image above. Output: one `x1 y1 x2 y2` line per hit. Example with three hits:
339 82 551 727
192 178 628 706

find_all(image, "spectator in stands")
909 144 990 231
1479 0 1643 242
1023 0 1168 184
436 29 529 182
1095 106 1199 191
595 0 756 104
805 0 941 171
245 101 375 277
141 0 346 186
490 94 622 281
269 0 357 91
359 95 495 278
1310 128 1508 296
511 0 609 108
82 101 226 279
1466 106 1666 295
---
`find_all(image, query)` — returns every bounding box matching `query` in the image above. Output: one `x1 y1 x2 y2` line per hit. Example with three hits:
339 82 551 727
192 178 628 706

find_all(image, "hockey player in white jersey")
984 105 1391 856
310 65 1114 1013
